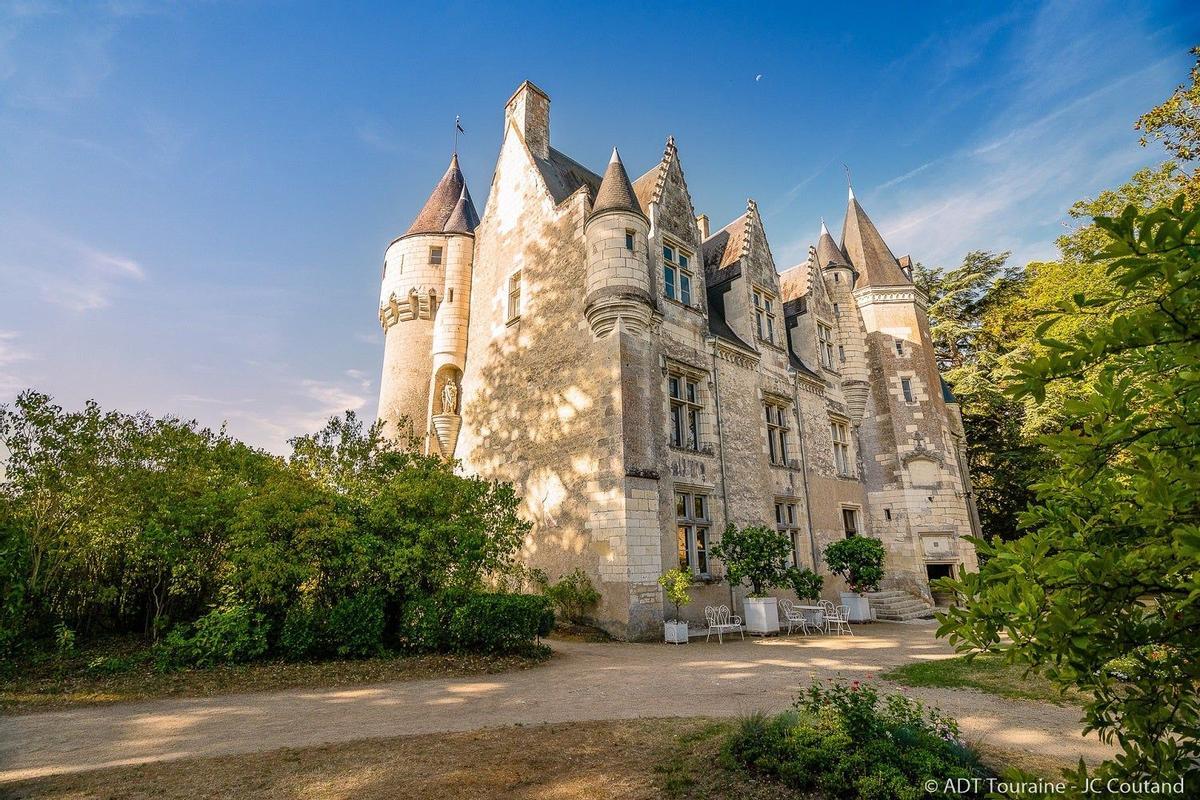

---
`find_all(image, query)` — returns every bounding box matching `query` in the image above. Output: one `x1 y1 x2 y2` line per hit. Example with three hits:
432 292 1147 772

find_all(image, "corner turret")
583 148 652 337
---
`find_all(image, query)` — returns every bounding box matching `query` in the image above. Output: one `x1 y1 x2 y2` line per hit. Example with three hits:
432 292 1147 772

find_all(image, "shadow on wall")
463 212 623 622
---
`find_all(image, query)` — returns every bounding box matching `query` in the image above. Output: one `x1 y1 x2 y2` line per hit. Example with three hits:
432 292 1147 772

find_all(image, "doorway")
925 563 955 607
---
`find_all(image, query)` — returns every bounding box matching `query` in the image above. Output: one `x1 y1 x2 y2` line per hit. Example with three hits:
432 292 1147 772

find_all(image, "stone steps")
865 590 935 621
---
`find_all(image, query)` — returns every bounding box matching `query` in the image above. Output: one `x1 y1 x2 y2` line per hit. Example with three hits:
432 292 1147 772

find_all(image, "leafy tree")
710 524 792 597
823 537 885 594
1136 46 1200 204
658 568 692 622
938 197 1200 789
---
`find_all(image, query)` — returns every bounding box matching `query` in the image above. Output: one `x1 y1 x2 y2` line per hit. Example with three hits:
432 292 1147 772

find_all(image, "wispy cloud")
876 161 935 192
0 330 33 398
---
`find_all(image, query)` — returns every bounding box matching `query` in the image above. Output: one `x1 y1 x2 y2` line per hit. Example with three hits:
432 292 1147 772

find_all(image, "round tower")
817 217 871 423
584 148 652 337
377 153 478 453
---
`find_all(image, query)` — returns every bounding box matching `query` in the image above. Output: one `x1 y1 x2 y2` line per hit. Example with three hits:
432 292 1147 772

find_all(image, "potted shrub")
658 568 692 644
823 537 886 622
787 567 824 603
710 524 792 635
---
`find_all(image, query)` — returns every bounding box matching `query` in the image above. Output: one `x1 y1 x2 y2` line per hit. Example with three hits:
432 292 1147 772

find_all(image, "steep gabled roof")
705 276 755 351
591 148 643 217
405 153 479 236
778 260 812 301
534 147 602 205
840 187 910 287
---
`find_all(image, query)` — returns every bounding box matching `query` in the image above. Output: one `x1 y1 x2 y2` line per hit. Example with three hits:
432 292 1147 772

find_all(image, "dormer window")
753 289 777 344
429 246 443 266
662 242 694 306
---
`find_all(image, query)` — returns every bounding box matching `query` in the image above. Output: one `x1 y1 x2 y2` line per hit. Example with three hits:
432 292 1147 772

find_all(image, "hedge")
400 592 553 654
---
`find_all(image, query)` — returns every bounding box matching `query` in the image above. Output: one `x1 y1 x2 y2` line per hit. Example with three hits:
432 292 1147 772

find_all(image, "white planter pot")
743 596 780 635
840 592 871 622
664 620 689 644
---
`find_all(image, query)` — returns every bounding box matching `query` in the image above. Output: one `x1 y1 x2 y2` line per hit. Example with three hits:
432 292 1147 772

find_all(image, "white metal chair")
704 605 744 643
778 598 812 635
822 601 853 636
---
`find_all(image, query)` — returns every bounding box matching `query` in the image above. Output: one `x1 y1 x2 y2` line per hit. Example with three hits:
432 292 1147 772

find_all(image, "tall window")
766 403 790 466
625 230 635 251
901 377 914 403
838 344 846 363
753 289 777 344
817 323 835 369
775 500 803 566
429 246 443 266
895 340 905 356
831 420 852 476
842 507 860 538
507 271 522 322
676 492 710 575
668 372 702 451
662 242 694 306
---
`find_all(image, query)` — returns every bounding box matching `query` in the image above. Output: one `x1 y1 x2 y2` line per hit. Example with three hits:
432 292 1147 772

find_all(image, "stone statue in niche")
440 379 459 415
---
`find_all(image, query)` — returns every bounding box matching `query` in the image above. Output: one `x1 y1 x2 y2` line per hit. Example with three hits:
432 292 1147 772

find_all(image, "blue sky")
1 0 1195 452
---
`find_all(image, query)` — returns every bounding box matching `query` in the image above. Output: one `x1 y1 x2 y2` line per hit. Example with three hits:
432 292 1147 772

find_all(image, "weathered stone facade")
377 81 980 639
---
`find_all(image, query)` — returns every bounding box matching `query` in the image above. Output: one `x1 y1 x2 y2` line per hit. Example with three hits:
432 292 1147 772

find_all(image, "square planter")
840 592 871 622
743 596 780 635
664 620 689 644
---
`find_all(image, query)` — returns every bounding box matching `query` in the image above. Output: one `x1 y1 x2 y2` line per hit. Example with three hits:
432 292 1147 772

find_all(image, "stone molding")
852 285 929 311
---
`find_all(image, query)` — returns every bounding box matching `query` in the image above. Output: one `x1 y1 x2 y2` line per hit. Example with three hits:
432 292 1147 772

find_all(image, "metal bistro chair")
704 605 744 643
822 600 853 636
778 598 813 636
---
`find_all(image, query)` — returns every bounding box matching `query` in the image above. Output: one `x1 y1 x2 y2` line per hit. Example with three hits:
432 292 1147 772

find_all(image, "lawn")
883 652 1082 706
0 635 549 716
3 718 803 800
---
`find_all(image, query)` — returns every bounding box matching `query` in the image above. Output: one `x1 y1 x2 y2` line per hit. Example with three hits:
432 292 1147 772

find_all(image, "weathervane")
454 115 465 154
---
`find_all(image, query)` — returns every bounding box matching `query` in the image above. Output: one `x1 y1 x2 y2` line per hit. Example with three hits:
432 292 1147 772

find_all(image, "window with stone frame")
676 491 710 576
901 377 915 403
662 241 694 306
753 288 777 344
429 246 443 266
765 402 791 466
625 229 635 251
775 499 804 567
507 270 521 323
817 322 836 369
842 506 861 538
668 372 703 451
831 419 852 476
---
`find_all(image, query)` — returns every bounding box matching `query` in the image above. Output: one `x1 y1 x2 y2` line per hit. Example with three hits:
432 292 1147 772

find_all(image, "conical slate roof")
404 153 479 236
816 219 851 269
444 183 479 233
840 187 910 287
591 148 643 217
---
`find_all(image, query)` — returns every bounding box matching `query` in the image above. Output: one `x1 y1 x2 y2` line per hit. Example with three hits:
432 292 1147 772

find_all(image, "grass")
3 718 803 800
0 634 550 716
883 653 1083 706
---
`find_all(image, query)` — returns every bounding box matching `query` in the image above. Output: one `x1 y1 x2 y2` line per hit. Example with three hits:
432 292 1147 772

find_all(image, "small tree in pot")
787 567 824 602
710 524 792 634
823 537 886 622
658 568 692 644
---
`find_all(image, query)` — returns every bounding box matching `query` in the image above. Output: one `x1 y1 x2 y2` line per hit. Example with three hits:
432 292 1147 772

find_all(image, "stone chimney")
504 80 550 160
696 214 710 241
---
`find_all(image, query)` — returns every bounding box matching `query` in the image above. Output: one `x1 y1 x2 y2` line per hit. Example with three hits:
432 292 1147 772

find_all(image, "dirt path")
0 623 1112 783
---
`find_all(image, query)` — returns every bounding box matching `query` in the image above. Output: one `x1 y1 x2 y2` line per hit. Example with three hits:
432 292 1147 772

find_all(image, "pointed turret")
444 183 480 234
816 218 851 270
591 148 643 217
405 153 477 236
840 187 910 287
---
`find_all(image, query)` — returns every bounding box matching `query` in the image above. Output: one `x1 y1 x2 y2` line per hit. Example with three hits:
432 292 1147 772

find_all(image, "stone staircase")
866 590 935 621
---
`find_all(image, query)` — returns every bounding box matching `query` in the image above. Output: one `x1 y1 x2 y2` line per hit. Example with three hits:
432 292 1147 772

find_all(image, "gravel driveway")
0 622 1112 783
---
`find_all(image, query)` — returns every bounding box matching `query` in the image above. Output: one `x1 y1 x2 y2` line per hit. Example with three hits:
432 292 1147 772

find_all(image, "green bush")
279 602 322 660
710 524 792 596
326 592 386 658
542 568 599 624
400 592 552 655
156 601 269 669
787 567 824 601
824 537 886 594
725 680 990 800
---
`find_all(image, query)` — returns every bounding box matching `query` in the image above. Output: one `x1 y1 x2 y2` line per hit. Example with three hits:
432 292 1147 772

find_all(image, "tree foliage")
823 537 885 594
938 197 1200 789
0 394 531 661
710 524 793 597
1136 45 1200 205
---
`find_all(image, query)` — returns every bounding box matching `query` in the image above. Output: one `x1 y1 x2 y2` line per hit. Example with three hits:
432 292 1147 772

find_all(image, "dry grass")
0 636 548 716
1 718 801 800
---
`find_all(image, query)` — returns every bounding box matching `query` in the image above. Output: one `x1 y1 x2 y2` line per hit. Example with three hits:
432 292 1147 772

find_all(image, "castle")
377 81 980 639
